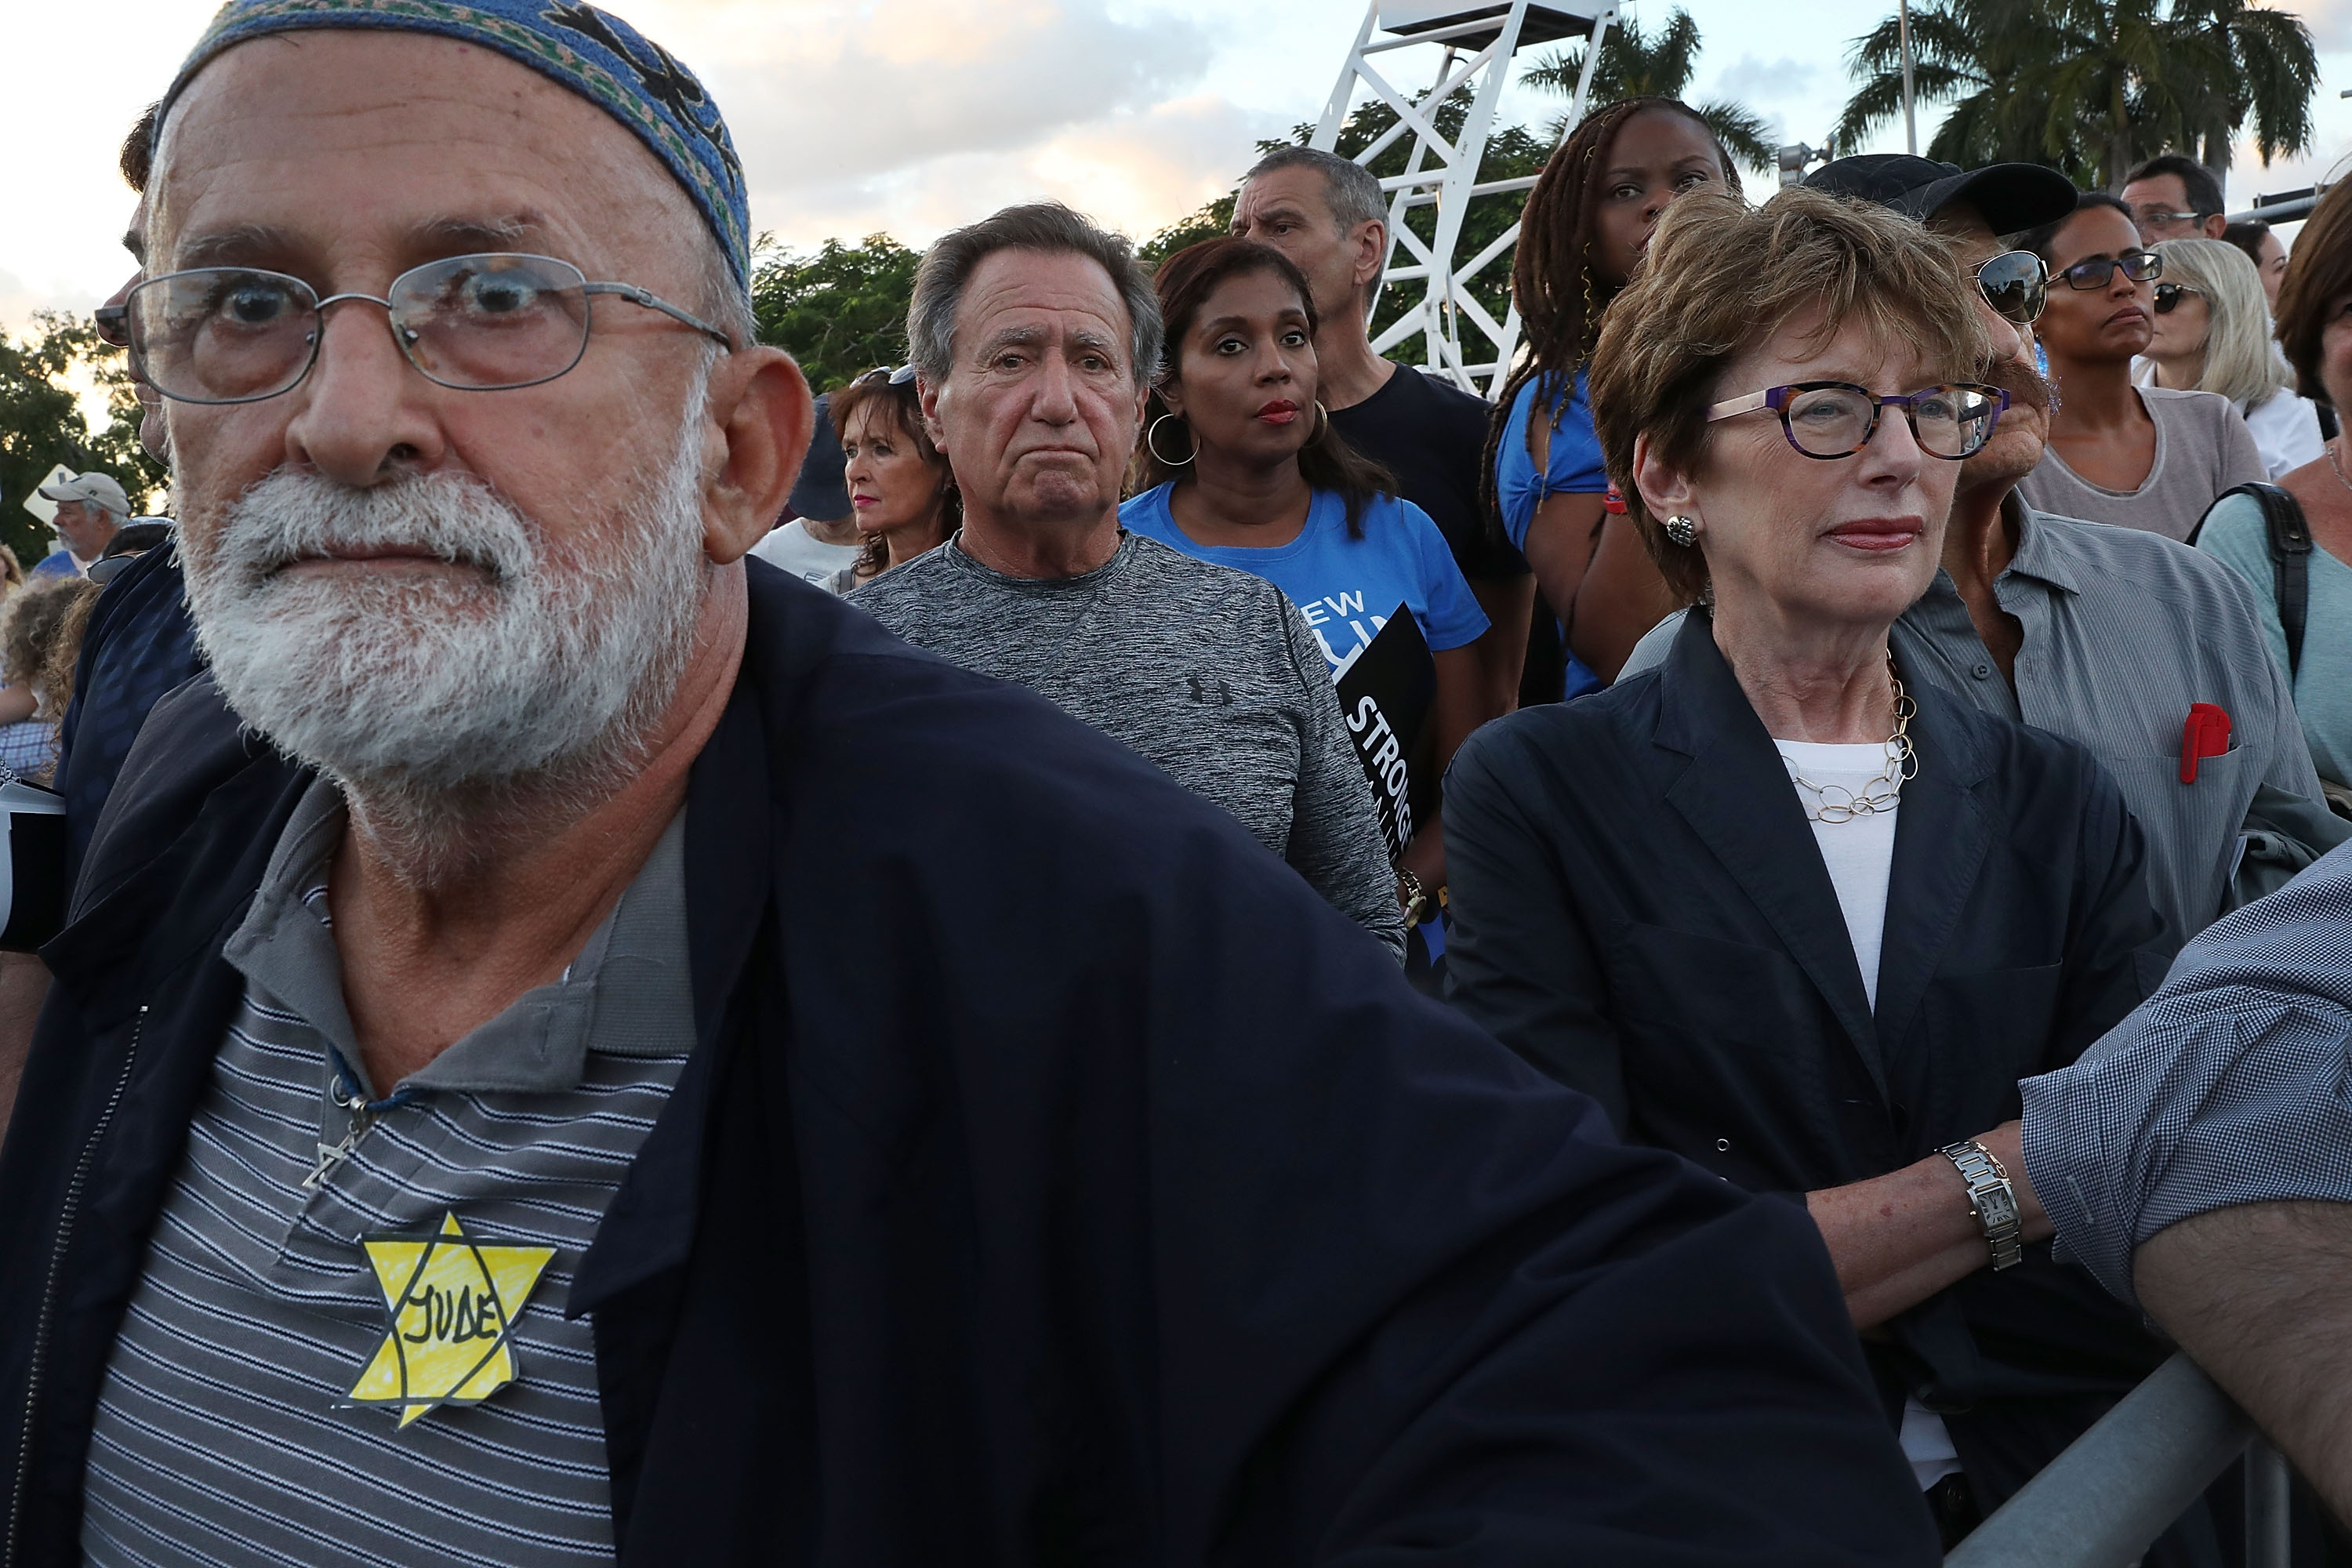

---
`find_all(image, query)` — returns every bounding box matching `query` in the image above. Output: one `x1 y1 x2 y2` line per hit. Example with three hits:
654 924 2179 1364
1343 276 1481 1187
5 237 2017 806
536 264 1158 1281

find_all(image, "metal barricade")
1946 1353 2291 1566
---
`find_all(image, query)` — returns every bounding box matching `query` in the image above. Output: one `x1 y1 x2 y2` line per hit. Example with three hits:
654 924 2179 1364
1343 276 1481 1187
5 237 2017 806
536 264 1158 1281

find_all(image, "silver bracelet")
1938 1138 2024 1272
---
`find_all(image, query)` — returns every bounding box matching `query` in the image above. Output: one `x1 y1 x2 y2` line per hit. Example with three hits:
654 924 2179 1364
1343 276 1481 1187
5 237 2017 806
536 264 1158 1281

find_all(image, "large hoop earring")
1310 401 1330 445
1147 412 1196 466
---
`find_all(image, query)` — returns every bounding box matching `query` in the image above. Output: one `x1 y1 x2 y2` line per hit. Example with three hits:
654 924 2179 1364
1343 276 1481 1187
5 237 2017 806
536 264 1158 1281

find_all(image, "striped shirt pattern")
81 789 693 1567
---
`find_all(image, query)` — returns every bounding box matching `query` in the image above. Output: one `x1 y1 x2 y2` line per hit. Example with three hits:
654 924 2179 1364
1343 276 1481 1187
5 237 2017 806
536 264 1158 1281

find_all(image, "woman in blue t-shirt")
1484 96 1741 692
1122 237 1488 926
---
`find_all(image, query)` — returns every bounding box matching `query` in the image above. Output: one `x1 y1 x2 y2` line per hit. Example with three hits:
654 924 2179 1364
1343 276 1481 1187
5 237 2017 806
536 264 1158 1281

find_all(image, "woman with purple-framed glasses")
1443 187 2205 1557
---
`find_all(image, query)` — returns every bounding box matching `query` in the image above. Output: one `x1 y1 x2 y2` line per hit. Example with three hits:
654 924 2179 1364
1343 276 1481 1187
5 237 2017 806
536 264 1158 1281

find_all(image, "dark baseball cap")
788 393 851 521
1804 154 2078 235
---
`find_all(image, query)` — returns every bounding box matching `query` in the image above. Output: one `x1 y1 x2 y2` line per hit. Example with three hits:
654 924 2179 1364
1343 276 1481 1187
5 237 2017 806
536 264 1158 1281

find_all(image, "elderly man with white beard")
0 5 1946 1566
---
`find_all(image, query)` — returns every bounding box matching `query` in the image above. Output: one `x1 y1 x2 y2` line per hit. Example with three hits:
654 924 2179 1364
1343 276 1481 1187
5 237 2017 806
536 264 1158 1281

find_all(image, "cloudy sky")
8 0 2352 336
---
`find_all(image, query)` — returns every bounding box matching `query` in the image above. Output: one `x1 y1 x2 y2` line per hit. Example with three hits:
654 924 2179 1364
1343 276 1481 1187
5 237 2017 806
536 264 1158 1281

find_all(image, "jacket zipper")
5 1004 147 1568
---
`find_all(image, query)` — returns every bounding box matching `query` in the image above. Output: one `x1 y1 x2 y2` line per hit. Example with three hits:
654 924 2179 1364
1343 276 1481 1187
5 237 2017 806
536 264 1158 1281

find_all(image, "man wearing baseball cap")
31 471 130 579
1627 153 2323 959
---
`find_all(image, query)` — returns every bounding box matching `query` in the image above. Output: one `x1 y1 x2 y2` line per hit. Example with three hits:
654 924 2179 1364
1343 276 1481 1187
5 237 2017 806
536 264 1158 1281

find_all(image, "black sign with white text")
1334 604 1435 862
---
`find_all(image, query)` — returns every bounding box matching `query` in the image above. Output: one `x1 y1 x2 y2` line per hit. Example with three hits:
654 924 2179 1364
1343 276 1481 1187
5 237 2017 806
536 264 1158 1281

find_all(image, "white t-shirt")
2238 390 2326 481
1777 738 1961 1490
750 519 860 590
1775 739 1898 1007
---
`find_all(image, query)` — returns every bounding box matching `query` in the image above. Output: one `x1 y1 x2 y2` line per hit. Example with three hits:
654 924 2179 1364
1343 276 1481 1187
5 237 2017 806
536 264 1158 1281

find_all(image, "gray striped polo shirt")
81 782 693 1567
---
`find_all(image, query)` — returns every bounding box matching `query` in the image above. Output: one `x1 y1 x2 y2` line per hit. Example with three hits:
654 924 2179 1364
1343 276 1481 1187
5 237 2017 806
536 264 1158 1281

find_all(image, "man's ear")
920 373 948 452
699 345 810 566
1632 431 1699 523
1125 379 1152 460
1351 218 1387 294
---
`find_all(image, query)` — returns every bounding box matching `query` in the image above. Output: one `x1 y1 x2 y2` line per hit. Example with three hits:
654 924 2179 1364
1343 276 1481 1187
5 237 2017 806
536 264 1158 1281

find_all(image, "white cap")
36 471 130 517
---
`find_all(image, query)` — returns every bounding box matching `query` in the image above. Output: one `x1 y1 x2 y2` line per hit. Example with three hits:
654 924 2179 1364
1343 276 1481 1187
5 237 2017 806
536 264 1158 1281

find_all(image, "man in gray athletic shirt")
851 203 1405 960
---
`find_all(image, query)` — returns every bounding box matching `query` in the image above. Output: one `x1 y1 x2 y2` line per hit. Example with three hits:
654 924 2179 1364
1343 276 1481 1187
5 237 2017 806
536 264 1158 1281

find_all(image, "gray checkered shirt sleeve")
2021 844 2352 1308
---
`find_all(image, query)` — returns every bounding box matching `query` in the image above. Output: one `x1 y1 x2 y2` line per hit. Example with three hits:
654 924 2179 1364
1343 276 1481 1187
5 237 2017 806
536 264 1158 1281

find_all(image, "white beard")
181 394 712 874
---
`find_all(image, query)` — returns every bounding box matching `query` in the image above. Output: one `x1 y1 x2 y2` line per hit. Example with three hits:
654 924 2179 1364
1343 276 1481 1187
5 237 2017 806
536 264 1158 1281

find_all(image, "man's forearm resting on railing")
2134 1202 2352 1521
2018 860 2352 1527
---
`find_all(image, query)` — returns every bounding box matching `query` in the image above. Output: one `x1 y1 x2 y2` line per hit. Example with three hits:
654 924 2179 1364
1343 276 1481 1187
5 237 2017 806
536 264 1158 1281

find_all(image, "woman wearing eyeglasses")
830 365 956 593
1444 189 2195 1555
2015 191 2265 541
2138 238 2324 481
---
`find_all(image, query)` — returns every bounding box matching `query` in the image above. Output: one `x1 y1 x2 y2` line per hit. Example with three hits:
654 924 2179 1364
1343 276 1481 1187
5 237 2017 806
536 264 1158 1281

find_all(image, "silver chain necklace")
1781 662 1918 825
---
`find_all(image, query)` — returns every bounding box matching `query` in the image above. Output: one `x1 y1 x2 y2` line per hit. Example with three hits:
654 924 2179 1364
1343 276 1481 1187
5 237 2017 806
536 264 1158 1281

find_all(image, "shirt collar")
1995 492 2089 596
222 779 694 1099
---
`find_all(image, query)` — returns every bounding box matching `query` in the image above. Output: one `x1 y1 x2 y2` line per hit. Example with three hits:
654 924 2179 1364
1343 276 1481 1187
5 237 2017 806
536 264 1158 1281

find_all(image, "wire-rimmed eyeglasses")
1973 250 2048 326
125 252 734 405
1706 381 2009 461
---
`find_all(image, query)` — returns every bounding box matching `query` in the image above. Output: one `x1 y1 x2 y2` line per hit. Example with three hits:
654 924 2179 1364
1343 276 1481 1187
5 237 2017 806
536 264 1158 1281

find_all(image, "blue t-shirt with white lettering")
1120 484 1489 677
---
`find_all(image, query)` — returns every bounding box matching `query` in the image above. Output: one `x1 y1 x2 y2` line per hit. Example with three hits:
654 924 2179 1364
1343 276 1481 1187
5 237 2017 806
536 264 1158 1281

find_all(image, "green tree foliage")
1835 0 2318 192
1522 6 1777 175
748 233 923 394
1140 193 1237 271
0 310 166 568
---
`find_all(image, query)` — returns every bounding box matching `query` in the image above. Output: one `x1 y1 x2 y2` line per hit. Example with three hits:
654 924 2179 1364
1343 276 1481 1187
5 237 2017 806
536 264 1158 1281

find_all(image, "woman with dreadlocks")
1487 96 1740 698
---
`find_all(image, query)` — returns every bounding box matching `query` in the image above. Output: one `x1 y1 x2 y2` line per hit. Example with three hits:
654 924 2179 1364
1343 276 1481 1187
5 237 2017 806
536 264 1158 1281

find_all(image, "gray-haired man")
851 202 1406 957
32 471 131 579
1233 147 1533 713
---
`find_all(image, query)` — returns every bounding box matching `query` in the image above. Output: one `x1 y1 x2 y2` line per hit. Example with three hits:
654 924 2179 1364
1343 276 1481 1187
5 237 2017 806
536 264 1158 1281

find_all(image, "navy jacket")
1444 612 2181 1511
53 539 201 888
0 564 1938 1565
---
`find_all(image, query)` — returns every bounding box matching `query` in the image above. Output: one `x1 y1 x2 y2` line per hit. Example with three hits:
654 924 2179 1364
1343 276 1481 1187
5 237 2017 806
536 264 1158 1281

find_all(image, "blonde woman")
2140 237 2323 479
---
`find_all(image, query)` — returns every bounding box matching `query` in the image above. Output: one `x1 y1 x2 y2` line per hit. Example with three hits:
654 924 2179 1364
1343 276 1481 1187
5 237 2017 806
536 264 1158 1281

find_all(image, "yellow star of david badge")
342 1211 555 1428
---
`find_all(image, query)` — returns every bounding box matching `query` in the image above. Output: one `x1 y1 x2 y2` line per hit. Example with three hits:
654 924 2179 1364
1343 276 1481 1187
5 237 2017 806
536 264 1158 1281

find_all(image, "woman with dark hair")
1485 95 1740 696
2015 190 2263 541
2222 216 2288 312
1121 237 1487 927
827 366 958 592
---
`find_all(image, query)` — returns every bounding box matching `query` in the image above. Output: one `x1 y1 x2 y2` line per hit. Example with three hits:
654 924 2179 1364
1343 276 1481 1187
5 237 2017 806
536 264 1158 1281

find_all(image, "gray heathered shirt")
851 532 1406 960
2015 385 2266 543
82 785 693 1567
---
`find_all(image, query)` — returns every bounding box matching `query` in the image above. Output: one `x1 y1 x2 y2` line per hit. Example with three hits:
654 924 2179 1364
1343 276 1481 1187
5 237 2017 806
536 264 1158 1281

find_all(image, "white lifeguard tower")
1311 1 1617 398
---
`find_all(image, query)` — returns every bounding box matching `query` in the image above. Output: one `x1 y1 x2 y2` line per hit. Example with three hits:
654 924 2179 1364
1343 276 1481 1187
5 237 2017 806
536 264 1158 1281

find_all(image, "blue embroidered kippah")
160 0 750 286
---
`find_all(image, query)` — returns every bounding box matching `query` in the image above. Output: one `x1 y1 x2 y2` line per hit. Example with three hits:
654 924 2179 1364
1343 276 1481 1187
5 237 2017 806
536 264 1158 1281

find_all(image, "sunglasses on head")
2153 281 2205 314
858 364 918 386
2057 250 2162 291
1973 250 2048 325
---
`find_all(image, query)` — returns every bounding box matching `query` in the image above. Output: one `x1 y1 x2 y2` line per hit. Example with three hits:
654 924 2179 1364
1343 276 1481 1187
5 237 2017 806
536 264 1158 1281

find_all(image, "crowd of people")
6 0 2352 1562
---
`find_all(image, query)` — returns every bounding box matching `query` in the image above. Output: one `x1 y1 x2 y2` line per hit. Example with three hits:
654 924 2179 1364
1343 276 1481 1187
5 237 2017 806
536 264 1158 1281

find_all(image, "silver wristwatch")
1938 1139 2023 1272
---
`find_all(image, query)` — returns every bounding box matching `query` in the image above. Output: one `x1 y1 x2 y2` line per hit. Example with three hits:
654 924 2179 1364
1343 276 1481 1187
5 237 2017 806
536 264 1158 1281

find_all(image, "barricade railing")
1945 1353 2289 1567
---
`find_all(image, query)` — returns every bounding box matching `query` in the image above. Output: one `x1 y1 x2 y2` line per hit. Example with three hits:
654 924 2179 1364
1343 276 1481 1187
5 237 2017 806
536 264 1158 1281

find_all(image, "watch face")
1979 1187 2020 1232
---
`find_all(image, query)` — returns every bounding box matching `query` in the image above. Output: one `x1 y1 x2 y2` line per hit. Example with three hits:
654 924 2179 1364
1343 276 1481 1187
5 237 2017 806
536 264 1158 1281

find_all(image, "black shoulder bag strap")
2203 481 2314 679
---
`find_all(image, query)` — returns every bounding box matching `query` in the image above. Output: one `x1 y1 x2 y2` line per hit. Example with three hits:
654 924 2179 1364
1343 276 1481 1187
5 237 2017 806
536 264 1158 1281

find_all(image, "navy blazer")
0 564 1940 1564
1444 612 2179 1507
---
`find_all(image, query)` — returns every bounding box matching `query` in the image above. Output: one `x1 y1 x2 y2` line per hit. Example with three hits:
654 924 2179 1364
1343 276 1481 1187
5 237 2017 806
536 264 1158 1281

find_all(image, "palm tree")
1521 6 1776 176
1835 0 2317 193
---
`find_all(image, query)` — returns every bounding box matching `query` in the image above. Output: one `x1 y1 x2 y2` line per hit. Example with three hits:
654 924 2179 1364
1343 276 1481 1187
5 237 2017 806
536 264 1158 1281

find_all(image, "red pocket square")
2180 703 2231 784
